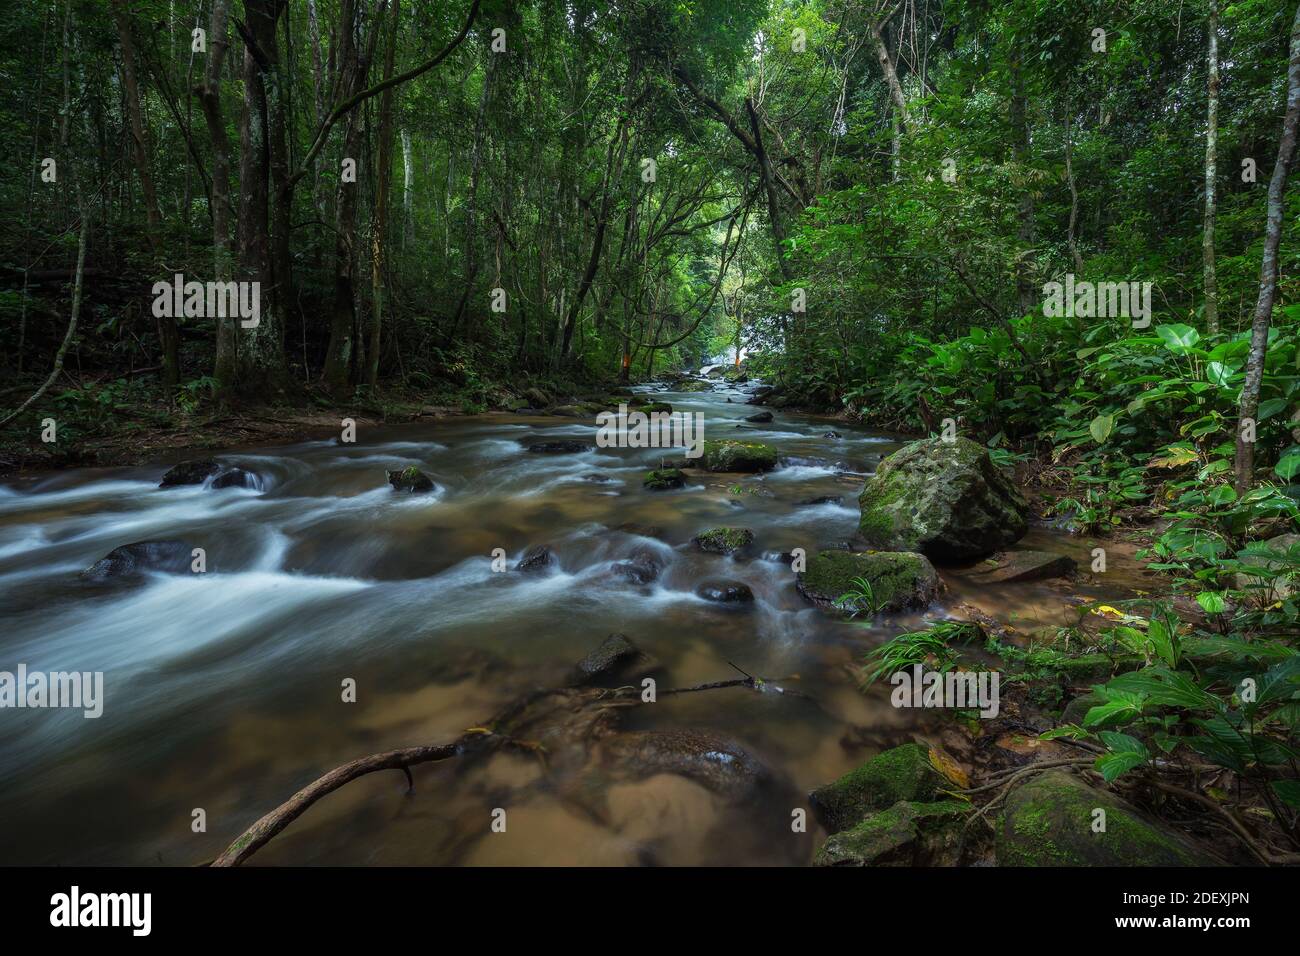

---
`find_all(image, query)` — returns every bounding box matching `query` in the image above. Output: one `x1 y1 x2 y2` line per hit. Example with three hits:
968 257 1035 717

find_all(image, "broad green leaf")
1089 413 1115 444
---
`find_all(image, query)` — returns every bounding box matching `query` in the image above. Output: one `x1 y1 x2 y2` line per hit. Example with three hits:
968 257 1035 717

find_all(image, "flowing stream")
0 379 1147 865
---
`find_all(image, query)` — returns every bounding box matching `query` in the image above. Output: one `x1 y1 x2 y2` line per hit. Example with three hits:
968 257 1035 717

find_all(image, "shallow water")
0 380 1150 865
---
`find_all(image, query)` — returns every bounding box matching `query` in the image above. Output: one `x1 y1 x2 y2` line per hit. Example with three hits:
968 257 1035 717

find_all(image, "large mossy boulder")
858 437 1028 562
643 468 685 491
809 743 952 834
814 800 968 866
997 770 1218 866
692 527 755 555
700 440 778 473
796 550 943 614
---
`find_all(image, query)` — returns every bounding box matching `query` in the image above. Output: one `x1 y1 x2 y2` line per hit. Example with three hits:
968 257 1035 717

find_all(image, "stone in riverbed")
82 540 195 580
966 549 1078 584
607 547 663 585
997 770 1218 866
809 742 952 834
526 440 591 453
745 411 773 423
814 800 969 866
691 527 755 555
858 436 1028 562
386 466 436 492
796 550 943 614
643 468 685 491
567 633 658 686
696 580 754 604
516 545 553 572
158 458 220 487
701 439 778 473
210 467 259 490
796 495 842 506
598 729 769 799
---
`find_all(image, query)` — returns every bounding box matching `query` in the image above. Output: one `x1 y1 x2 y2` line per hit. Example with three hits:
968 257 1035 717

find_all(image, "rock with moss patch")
858 436 1028 562
997 770 1218 866
796 550 943 614
809 742 952 834
643 468 685 491
966 549 1077 584
386 466 436 493
815 800 969 866
692 527 755 555
701 440 778 473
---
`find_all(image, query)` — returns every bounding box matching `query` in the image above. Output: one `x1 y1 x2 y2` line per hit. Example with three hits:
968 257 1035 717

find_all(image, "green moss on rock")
701 440 778 473
858 436 1028 562
692 527 755 554
809 742 950 833
643 468 685 491
796 550 943 614
996 770 1218 866
815 800 969 866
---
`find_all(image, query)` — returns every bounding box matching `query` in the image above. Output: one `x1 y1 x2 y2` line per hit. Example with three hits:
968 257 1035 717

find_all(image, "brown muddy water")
0 380 1151 865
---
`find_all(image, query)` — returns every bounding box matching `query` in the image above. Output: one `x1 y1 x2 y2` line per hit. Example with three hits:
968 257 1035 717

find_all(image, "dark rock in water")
696 580 754 604
567 633 658 686
966 549 1077 584
815 800 969 867
746 386 775 404
386 466 436 492
858 436 1028 562
211 467 259 490
516 545 554 572
824 430 842 439
997 771 1219 866
809 743 953 834
598 729 769 799
159 458 220 487
796 495 842 506
692 527 755 555
82 540 194 580
526 440 590 454
797 550 944 614
643 467 685 491
745 411 774 423
583 473 615 483
608 547 663 584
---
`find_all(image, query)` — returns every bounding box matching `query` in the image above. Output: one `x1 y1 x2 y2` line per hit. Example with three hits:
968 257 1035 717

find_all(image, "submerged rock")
158 458 220 487
997 770 1218 866
386 466 436 492
82 540 194 580
516 545 554 572
692 527 755 555
597 729 769 799
701 440 778 473
967 549 1077 584
607 547 664 585
809 743 953 834
815 800 968 866
526 440 591 454
858 436 1028 562
745 411 774 423
567 633 658 686
796 495 842 506
796 550 943 614
643 467 685 491
210 467 259 490
696 580 754 604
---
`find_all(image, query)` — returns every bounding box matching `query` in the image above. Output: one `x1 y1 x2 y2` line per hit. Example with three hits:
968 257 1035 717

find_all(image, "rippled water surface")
0 381 1144 864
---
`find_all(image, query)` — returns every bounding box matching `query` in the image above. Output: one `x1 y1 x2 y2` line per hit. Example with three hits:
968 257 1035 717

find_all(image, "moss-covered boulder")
796 550 943 614
692 527 755 555
858 436 1028 562
809 743 952 833
815 800 968 866
386 466 436 492
640 401 673 415
997 770 1218 866
701 440 778 473
677 379 713 392
643 468 685 491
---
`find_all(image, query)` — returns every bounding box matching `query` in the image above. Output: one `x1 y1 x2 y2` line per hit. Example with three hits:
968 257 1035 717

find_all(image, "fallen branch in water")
212 672 790 867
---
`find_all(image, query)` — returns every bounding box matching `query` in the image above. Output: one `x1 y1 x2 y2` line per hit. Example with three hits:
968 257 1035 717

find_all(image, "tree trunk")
196 0 236 389
1203 0 1221 335
1010 52 1036 316
1234 2 1300 494
367 0 400 388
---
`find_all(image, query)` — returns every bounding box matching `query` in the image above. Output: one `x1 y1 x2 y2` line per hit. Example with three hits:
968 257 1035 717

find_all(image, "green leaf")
1272 779 1300 809
1095 750 1147 782
1156 324 1201 353
1276 449 1300 482
1195 591 1226 614
1089 413 1115 444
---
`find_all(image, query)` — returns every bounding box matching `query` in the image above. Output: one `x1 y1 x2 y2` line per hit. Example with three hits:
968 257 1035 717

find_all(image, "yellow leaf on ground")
928 747 970 789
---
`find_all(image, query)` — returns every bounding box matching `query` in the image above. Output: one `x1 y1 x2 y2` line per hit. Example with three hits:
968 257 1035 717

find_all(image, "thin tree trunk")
197 0 236 388
1064 100 1084 274
1234 2 1300 494
1203 0 1221 335
367 0 400 388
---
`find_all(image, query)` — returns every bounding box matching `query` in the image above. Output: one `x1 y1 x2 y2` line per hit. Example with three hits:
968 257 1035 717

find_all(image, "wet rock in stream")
691 527 755 555
567 633 659 686
797 550 944 614
525 440 592 454
386 466 436 492
82 540 195 581
158 458 221 487
696 580 754 604
515 545 554 572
